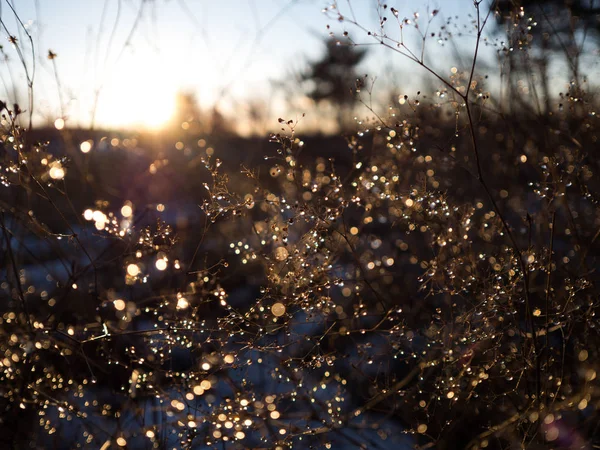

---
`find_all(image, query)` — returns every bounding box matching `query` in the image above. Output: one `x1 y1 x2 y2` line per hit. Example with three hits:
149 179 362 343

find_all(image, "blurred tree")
495 0 600 114
301 37 368 132
171 91 204 134
240 98 271 136
169 92 234 136
209 106 234 136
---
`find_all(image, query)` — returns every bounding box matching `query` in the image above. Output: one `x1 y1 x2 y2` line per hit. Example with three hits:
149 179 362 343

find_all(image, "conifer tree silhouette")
301 37 368 131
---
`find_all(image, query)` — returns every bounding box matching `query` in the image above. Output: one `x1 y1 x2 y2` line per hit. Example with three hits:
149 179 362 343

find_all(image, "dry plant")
1 1 599 449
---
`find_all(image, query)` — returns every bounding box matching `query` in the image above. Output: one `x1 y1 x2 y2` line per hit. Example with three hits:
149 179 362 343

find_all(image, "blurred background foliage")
0 1 599 449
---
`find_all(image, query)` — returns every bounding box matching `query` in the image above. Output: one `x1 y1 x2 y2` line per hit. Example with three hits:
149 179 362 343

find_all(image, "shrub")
1 1 599 449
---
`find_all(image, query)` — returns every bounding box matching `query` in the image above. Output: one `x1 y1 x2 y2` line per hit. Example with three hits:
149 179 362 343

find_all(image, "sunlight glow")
95 57 177 130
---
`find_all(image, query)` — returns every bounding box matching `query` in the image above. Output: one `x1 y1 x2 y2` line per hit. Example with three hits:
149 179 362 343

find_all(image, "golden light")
91 210 109 230
80 140 93 153
92 210 106 222
127 263 140 277
193 385 204 396
113 299 126 311
176 297 189 309
49 162 65 180
274 247 289 261
271 302 286 317
170 399 185 411
83 209 93 221
155 258 168 271
121 204 133 218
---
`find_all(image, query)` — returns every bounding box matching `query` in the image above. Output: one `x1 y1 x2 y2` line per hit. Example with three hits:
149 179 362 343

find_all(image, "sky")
0 0 493 132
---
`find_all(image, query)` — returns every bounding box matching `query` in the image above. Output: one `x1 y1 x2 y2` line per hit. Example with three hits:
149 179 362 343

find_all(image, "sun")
94 57 177 130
